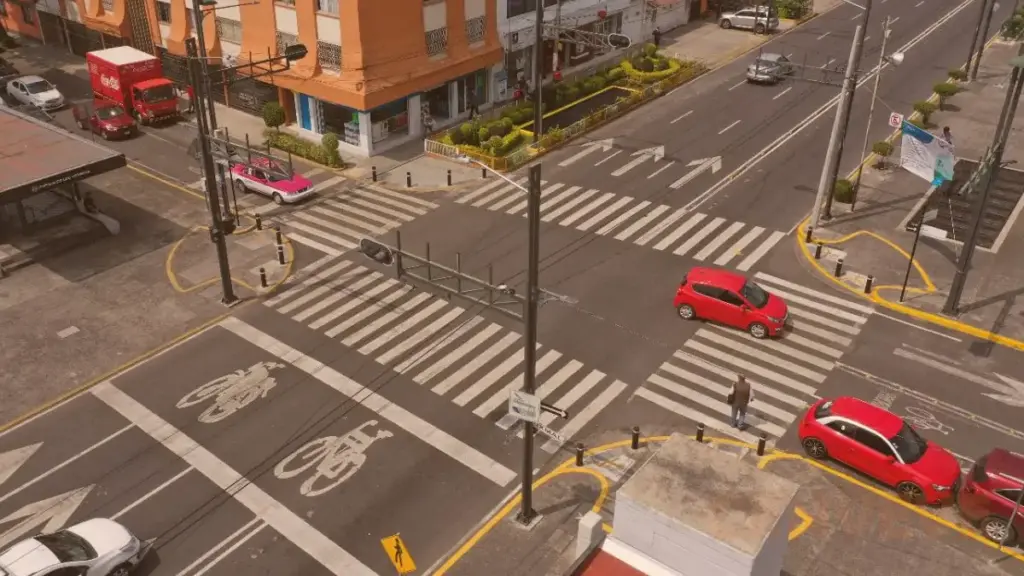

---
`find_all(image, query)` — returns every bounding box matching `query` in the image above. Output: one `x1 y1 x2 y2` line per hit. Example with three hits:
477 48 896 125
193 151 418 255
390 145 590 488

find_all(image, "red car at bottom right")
959 448 1024 546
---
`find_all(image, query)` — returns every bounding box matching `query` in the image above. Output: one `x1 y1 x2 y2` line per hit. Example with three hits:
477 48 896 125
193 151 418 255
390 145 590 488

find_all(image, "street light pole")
185 37 237 305
532 0 545 138
808 24 865 239
516 163 542 525
965 0 993 74
191 0 233 221
852 16 892 205
972 0 999 80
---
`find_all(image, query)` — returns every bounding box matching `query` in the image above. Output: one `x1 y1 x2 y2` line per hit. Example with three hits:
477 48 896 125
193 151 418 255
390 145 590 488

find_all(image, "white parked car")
0 518 150 576
6 75 64 111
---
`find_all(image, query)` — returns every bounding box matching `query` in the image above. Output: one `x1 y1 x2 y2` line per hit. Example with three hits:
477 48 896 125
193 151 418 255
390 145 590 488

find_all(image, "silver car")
746 53 792 84
720 6 780 34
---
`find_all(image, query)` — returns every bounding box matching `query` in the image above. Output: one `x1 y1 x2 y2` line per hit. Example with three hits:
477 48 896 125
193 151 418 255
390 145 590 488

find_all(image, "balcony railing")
425 27 448 57
101 0 113 11
276 31 299 56
466 16 485 44
318 41 341 72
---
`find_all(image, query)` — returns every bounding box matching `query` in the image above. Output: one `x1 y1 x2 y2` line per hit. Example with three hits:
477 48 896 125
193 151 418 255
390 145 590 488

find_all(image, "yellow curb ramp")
165 225 295 295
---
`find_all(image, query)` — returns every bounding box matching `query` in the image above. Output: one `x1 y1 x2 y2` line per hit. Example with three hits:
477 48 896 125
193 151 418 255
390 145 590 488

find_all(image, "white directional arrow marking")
612 146 665 177
992 374 1024 407
670 157 723 189
558 138 615 167
893 347 1024 407
0 444 41 489
0 486 94 549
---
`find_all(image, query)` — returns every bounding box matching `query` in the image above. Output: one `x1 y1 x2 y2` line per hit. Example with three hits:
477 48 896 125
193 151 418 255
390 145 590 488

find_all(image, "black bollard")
805 226 814 243
631 426 640 450
482 166 487 179
259 267 267 288
255 213 263 231
814 243 823 259
835 257 844 278
447 169 452 186
406 172 412 188
575 443 585 466
864 275 874 294
277 245 285 265
757 433 767 456
371 166 377 182
696 423 705 443
275 227 282 246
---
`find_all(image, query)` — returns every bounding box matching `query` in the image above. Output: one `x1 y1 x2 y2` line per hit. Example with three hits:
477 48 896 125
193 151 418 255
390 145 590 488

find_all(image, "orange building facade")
17 0 503 156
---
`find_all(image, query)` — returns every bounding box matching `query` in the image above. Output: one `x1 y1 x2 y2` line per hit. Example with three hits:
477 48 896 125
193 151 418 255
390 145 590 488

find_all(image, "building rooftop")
618 435 800 556
88 45 157 66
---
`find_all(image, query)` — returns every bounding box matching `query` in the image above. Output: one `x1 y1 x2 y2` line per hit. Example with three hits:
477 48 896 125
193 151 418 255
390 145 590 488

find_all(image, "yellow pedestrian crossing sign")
381 533 416 574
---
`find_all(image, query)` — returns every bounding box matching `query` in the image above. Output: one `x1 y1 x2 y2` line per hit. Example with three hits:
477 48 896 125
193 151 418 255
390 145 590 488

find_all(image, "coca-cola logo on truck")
100 75 120 91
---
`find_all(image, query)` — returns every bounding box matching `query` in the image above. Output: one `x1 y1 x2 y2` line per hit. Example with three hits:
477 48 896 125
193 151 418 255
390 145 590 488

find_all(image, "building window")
277 0 295 5
465 16 484 43
156 2 170 23
101 0 112 12
507 0 557 19
276 31 299 55
316 0 338 15
425 27 447 56
0 2 6 16
215 17 242 44
22 5 34 23
317 41 341 72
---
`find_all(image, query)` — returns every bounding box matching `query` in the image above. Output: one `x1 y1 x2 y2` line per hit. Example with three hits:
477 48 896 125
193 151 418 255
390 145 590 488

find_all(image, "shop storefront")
422 83 451 122
369 97 409 144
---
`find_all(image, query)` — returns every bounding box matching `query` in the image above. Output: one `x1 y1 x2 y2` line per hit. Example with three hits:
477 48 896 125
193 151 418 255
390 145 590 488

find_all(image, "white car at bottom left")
0 518 150 576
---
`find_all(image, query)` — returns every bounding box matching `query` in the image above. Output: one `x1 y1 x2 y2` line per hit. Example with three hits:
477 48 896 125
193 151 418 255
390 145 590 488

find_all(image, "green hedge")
264 130 342 168
775 0 812 19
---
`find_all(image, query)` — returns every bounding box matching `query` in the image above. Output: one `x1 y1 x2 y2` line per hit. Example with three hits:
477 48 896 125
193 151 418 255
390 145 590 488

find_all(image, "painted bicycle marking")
274 420 393 497
903 406 955 435
177 361 285 423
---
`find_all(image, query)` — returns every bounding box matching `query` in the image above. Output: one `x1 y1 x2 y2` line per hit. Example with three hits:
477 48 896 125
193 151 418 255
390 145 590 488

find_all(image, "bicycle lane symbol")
274 420 393 497
176 361 286 423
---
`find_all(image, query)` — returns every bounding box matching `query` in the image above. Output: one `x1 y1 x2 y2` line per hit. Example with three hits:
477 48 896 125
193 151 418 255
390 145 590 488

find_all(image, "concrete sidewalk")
804 39 1024 345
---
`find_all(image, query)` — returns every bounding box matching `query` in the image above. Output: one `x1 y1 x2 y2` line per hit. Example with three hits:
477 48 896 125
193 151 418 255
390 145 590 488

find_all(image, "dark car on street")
958 448 1024 545
72 99 138 140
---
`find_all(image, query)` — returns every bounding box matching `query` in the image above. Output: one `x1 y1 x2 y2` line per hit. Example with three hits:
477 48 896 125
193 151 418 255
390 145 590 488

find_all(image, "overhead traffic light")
359 238 395 266
607 33 632 49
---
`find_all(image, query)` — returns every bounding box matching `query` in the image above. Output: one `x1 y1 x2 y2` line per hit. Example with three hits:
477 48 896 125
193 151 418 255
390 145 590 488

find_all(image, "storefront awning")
0 106 126 204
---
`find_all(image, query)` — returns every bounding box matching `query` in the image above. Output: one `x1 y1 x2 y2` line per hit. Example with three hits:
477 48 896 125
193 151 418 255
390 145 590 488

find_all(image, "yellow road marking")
381 534 416 574
127 163 205 201
789 507 813 541
164 226 294 295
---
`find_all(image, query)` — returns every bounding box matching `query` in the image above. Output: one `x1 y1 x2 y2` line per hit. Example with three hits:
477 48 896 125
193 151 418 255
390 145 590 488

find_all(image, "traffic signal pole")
517 164 542 526
532 0 545 138
191 0 233 221
186 37 237 306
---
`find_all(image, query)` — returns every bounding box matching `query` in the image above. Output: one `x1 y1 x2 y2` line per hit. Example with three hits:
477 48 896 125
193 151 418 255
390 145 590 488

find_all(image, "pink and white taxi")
230 158 314 205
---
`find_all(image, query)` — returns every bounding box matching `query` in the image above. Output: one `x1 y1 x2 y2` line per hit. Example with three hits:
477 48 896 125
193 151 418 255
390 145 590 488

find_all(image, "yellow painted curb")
165 226 295 295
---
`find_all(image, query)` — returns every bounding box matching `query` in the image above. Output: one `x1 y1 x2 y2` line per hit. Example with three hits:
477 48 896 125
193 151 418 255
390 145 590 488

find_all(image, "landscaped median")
425 44 708 171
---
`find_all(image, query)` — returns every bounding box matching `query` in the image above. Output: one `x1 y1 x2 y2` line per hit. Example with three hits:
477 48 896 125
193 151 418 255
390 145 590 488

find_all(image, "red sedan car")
957 448 1024 545
72 100 137 140
799 397 962 504
673 267 788 339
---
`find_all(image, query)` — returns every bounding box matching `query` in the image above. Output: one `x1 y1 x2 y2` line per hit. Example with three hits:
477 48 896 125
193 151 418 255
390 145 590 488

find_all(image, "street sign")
508 390 541 423
535 422 566 445
888 112 904 128
380 534 416 574
540 401 569 419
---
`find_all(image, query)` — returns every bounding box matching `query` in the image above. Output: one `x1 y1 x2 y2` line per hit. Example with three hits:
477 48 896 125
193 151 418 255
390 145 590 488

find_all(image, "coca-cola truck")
86 46 180 125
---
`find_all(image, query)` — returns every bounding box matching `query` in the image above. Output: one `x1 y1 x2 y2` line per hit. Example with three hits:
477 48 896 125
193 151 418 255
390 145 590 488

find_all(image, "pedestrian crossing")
264 256 629 453
634 272 875 446
456 179 785 272
275 184 440 258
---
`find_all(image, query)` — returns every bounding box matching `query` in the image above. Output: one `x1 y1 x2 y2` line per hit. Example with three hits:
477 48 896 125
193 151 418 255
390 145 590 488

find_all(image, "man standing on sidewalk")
653 27 662 48
727 374 755 429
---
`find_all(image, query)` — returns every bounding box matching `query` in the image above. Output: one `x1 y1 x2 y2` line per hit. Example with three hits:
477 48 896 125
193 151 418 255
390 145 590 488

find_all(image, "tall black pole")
944 60 1024 314
532 0 545 139
972 0 998 80
191 0 232 221
186 37 237 306
965 0 991 73
900 209 925 302
517 164 542 525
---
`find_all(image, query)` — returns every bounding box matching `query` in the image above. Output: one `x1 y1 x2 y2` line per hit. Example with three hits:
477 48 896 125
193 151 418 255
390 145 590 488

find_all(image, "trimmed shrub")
912 101 937 124
606 67 625 82
638 58 656 73
450 128 465 145
620 57 694 83
933 82 960 109
833 179 854 204
264 130 341 167
872 141 894 168
321 132 339 151
643 43 658 57
501 117 514 132
948 69 968 81
261 101 285 130
477 127 490 144
654 58 670 71
459 122 477 144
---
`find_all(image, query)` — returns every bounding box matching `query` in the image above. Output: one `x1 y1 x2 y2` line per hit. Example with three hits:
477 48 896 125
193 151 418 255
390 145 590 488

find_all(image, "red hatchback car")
799 397 962 504
72 100 137 140
958 448 1024 545
673 267 788 339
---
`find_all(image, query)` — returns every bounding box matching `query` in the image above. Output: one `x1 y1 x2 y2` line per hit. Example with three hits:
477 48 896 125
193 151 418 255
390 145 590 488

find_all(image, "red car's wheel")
676 304 696 320
748 322 769 339
802 437 827 460
897 481 925 504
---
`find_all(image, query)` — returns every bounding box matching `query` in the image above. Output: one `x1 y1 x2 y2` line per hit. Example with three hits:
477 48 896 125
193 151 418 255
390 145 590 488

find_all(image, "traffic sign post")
509 390 541 423
888 112 904 128
540 401 569 419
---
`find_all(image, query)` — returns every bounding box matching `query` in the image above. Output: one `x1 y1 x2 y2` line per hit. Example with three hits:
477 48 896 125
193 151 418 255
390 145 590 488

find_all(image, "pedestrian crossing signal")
359 238 395 266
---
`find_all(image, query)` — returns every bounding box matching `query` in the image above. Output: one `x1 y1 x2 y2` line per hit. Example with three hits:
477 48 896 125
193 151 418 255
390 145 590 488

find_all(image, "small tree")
912 101 937 125
948 69 968 82
872 141 894 169
643 43 658 57
833 179 854 204
262 102 285 131
933 82 960 110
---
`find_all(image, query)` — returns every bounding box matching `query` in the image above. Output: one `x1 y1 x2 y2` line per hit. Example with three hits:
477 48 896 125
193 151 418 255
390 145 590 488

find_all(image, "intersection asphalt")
0 303 522 576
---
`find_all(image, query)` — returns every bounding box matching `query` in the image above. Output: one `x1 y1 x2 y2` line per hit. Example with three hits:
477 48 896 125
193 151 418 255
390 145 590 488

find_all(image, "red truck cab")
86 46 180 125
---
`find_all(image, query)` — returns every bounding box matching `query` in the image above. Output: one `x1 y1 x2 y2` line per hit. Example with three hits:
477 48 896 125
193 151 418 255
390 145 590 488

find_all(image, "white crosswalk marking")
543 188 600 223
636 274 874 446
674 217 725 256
736 231 785 271
693 221 745 261
507 183 563 215
274 185 438 259
457 179 510 204
715 226 764 266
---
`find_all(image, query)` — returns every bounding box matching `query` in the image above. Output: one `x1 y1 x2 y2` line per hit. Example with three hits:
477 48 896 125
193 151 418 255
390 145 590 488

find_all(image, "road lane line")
594 150 621 166
174 518 262 576
192 521 268 576
111 466 193 521
718 120 740 135
817 32 830 40
647 160 675 179
682 0 977 216
559 145 603 167
915 1 924 6
773 87 792 100
728 80 746 91
874 312 963 341
0 424 133 506
891 16 900 24
670 111 693 124
850 13 861 19
92 383 376 576
820 58 836 69
218 317 517 486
